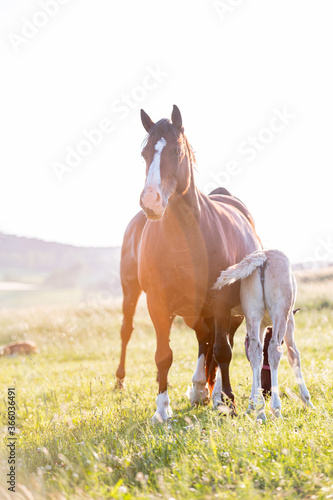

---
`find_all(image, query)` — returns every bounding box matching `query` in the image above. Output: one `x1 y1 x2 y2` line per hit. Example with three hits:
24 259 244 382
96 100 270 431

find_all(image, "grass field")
0 272 333 499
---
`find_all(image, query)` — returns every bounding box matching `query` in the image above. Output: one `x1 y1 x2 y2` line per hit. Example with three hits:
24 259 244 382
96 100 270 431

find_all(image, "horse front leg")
213 311 237 416
115 280 141 389
147 296 173 423
261 327 273 397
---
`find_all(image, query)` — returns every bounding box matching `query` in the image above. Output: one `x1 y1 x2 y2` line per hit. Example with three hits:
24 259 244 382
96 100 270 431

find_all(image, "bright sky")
1 0 332 265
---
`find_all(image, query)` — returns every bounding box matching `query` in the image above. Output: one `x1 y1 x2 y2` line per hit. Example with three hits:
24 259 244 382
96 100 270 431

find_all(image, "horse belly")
139 250 210 316
167 289 210 317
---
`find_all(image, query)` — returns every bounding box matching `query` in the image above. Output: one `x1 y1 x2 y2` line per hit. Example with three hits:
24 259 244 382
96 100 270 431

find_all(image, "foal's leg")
268 316 287 417
284 314 313 407
115 280 142 388
213 311 237 415
246 319 266 421
147 296 173 422
189 318 211 405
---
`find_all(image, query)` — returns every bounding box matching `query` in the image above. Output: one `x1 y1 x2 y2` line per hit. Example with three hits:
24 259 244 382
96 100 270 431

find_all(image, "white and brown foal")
213 249 313 420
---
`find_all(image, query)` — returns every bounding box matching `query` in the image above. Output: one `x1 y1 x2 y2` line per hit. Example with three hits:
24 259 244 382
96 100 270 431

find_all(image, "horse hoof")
301 396 314 409
230 406 238 418
212 396 222 410
271 408 282 418
216 402 237 417
151 410 172 424
189 385 209 406
151 392 173 423
114 378 124 390
246 403 255 414
256 409 267 422
262 389 271 399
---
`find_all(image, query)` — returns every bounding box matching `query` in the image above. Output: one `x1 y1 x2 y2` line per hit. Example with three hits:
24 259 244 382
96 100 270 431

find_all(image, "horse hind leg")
284 314 313 408
246 318 266 421
212 365 222 409
211 315 243 408
228 315 244 349
189 317 211 406
213 311 237 416
190 352 209 405
115 280 141 389
268 316 287 417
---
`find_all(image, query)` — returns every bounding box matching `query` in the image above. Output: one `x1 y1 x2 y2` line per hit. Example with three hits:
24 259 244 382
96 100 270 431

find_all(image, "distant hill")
1 232 332 308
0 233 121 292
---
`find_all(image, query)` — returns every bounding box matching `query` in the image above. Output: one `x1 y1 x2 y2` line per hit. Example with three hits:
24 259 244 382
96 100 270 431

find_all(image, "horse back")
200 194 262 265
208 194 257 232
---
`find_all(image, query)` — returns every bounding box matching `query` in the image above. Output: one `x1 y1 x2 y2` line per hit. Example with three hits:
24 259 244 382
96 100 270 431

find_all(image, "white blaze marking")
145 137 166 188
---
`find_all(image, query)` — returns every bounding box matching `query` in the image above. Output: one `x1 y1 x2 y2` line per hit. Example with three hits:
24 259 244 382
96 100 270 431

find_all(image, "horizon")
2 230 333 269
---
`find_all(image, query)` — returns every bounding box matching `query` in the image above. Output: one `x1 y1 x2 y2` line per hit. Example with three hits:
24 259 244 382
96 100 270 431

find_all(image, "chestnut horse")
116 187 260 401
137 105 262 421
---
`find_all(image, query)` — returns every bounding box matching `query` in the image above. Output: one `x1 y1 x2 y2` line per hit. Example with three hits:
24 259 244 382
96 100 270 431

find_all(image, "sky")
0 0 332 265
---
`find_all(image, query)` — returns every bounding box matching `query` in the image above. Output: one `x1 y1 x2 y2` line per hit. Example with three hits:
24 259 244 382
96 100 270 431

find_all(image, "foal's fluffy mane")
141 119 196 167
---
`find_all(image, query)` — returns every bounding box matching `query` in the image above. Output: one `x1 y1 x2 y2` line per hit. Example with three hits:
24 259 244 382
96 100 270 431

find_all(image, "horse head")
139 105 195 220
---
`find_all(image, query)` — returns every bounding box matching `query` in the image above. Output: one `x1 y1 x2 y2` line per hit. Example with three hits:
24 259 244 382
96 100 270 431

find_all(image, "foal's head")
140 105 195 220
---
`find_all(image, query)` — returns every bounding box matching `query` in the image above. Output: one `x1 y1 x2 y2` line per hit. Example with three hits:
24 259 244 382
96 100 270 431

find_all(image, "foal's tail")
213 251 267 289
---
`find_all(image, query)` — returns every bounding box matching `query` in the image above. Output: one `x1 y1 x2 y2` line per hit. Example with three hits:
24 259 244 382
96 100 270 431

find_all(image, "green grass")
0 292 333 499
295 268 333 311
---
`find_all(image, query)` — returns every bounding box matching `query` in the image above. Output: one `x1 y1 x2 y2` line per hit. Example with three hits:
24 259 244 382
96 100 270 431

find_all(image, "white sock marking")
151 390 172 423
192 353 206 385
189 354 209 405
212 366 222 408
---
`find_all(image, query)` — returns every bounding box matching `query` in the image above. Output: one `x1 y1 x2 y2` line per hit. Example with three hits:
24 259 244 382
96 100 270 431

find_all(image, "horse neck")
167 161 202 228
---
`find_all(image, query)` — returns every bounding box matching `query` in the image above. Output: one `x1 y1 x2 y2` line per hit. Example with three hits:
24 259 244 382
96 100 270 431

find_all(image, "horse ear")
171 104 184 133
141 109 155 133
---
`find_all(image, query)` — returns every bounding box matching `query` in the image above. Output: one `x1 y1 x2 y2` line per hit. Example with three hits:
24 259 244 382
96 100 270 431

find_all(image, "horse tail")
213 251 267 289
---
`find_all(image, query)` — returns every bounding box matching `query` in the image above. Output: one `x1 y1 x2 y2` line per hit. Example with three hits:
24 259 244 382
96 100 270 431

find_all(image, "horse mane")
142 119 196 167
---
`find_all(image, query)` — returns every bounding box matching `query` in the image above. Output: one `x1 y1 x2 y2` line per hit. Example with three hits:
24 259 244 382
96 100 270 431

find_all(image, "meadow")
0 269 333 499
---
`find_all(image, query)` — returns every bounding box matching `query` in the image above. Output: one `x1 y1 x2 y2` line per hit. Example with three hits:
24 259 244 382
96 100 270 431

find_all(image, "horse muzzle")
140 185 165 220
